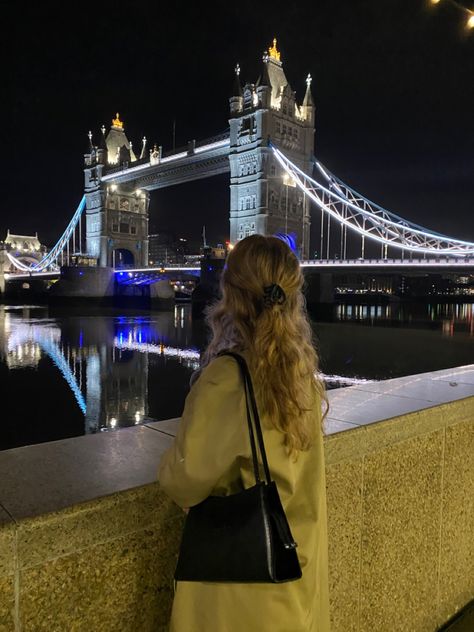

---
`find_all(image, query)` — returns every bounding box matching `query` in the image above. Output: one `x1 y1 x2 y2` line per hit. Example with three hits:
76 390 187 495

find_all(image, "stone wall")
0 367 473 631
325 396 474 631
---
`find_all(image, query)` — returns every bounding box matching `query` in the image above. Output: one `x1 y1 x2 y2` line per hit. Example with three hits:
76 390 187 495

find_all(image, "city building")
148 232 188 265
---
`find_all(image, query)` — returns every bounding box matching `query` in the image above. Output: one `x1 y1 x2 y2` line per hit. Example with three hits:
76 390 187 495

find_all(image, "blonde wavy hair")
201 234 328 461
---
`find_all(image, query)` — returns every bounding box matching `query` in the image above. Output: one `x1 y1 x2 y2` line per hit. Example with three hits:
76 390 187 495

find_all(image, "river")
0 301 473 451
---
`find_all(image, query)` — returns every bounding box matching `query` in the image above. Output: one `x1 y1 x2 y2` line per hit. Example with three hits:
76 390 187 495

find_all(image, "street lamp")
430 0 474 30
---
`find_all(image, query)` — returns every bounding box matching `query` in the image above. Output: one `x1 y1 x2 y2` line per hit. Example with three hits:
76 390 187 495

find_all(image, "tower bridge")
3 39 474 292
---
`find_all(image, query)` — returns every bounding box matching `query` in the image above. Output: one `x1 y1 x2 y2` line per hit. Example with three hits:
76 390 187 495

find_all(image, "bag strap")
218 351 272 486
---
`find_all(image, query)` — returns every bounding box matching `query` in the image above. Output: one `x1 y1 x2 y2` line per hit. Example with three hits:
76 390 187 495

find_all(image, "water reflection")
1 301 474 451
336 304 390 322
335 301 474 335
0 305 201 449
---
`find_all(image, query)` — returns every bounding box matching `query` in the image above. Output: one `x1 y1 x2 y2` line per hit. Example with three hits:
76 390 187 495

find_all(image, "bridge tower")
83 114 150 267
229 40 315 258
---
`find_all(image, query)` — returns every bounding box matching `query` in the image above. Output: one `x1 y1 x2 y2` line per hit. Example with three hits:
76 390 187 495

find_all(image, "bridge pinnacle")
303 72 314 111
99 124 107 150
268 38 281 62
140 136 147 160
112 113 124 129
232 63 243 98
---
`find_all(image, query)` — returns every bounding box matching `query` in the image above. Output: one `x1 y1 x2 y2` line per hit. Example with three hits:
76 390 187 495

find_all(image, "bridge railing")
194 130 229 149
103 156 149 175
301 257 473 266
161 130 229 158
103 130 230 175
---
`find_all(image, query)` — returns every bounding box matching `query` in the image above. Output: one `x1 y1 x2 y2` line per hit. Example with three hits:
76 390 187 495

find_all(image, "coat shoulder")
200 354 242 386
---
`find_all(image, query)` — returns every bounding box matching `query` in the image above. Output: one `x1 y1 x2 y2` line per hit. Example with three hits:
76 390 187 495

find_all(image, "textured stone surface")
146 418 180 437
17 482 181 569
324 418 361 436
0 509 14 576
0 574 15 632
0 507 11 528
352 373 474 404
0 509 15 632
439 419 474 624
326 459 362 632
359 428 444 632
325 396 474 465
327 386 435 426
433 365 474 386
0 380 471 631
0 425 173 521
20 517 185 632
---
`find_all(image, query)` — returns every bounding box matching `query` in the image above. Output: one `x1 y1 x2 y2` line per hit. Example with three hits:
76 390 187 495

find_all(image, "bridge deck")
4 258 474 281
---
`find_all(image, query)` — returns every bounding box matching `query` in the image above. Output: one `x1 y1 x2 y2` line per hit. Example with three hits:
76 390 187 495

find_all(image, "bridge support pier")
303 271 334 320
149 280 175 310
48 266 115 304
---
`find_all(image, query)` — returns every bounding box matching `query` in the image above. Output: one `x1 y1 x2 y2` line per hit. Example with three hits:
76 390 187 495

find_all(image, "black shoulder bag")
174 351 302 583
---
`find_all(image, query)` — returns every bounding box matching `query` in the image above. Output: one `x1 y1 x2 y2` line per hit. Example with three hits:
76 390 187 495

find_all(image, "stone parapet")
0 365 473 631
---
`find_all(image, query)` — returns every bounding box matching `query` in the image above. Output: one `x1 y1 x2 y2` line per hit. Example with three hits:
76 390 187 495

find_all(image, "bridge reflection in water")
1 302 474 451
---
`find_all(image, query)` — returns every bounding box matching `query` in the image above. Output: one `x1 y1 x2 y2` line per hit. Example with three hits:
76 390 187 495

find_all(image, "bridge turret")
104 113 137 166
302 73 315 125
83 113 150 268
229 63 243 115
256 55 271 109
84 131 98 168
228 39 315 258
95 125 107 165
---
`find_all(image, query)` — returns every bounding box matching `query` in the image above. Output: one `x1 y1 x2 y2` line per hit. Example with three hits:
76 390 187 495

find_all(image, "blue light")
274 232 297 254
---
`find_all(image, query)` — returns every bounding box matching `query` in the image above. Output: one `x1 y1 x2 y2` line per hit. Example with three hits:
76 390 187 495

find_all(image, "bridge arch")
113 247 135 268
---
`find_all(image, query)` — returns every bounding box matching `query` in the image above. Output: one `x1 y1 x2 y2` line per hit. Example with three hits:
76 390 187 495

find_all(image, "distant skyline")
2 1 474 250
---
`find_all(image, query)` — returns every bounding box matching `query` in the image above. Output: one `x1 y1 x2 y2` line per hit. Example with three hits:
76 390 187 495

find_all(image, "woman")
158 234 330 632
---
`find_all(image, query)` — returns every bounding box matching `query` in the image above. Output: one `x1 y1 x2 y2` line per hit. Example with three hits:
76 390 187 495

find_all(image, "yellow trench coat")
158 353 330 632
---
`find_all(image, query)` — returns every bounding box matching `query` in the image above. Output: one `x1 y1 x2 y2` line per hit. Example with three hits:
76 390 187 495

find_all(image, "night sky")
3 1 474 251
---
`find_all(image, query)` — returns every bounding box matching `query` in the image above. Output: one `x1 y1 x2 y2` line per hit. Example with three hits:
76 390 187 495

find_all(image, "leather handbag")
174 351 302 583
